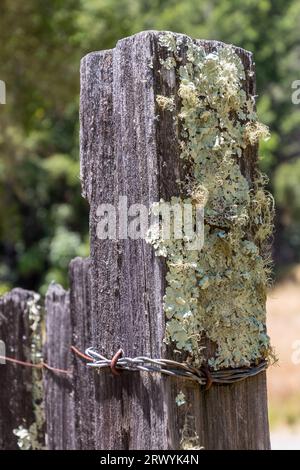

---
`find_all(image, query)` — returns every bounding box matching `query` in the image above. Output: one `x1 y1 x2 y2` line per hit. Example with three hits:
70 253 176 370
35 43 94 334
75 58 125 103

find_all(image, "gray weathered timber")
80 30 270 450
69 257 96 450
44 283 75 450
0 289 36 449
81 36 169 450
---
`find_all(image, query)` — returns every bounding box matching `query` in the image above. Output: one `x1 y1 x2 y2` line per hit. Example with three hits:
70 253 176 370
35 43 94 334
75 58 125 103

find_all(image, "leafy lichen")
159 56 177 70
175 391 186 407
148 33 274 370
156 94 175 112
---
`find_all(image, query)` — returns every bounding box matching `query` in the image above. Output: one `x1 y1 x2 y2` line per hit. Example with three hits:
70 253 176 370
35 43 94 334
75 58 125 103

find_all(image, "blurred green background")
0 0 299 294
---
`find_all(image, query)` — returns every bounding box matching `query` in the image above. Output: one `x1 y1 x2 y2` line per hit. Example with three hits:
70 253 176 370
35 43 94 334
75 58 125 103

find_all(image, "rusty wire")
84 347 268 387
0 346 268 388
0 354 71 376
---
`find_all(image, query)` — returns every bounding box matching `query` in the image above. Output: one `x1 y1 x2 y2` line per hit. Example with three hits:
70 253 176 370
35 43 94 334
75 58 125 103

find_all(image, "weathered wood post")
69 257 96 450
78 30 271 450
0 289 38 449
44 283 75 450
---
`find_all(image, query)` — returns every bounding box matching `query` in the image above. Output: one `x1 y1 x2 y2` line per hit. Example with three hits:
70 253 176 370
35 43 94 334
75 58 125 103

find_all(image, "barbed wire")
0 346 268 389
84 347 268 388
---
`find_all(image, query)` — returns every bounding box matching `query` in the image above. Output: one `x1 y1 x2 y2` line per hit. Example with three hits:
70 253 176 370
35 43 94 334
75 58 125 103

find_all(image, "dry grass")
267 265 300 430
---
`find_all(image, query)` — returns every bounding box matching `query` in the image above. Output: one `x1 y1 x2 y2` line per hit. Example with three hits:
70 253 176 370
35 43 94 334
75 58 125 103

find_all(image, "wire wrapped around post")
82 347 268 388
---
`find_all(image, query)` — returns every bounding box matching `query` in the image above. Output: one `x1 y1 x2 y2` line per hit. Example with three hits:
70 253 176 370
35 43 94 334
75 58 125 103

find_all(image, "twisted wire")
84 347 268 386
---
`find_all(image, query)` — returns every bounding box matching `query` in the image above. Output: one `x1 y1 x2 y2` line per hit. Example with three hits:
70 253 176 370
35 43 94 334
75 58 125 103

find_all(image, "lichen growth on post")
147 33 274 370
180 408 203 450
175 391 186 407
156 94 175 112
13 294 45 450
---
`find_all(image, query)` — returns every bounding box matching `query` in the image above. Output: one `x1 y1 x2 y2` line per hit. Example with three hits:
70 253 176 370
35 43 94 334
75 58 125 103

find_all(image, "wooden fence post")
78 30 270 450
44 283 75 449
69 257 96 450
80 38 170 450
0 289 37 449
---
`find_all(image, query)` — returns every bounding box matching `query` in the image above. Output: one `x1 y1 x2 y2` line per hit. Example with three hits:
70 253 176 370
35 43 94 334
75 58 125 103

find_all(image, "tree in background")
0 0 300 293
0 0 88 293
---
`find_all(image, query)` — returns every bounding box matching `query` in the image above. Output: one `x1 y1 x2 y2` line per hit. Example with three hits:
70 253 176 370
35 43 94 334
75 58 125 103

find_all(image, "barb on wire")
1 346 268 387
83 347 268 387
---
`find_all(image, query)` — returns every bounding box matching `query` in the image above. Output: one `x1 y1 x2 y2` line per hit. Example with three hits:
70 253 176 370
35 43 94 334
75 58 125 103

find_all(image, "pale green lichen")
159 31 180 53
180 412 203 450
156 94 175 112
13 426 33 450
147 33 274 370
175 391 186 407
159 56 177 70
159 32 183 70
13 294 45 450
244 121 270 146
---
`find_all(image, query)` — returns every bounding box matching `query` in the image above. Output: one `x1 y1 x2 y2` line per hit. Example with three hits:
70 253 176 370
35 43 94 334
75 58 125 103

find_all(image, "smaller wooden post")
69 257 96 449
0 289 36 449
44 283 75 449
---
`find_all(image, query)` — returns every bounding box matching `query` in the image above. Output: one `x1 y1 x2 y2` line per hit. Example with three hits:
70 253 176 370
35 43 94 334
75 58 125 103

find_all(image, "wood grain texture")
0 289 36 449
69 257 96 450
81 36 169 450
80 30 270 450
44 283 75 450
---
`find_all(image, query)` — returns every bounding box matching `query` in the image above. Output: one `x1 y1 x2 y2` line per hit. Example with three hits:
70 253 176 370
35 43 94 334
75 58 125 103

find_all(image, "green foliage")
41 154 79 186
0 0 299 291
49 227 88 270
274 160 300 260
275 160 300 216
